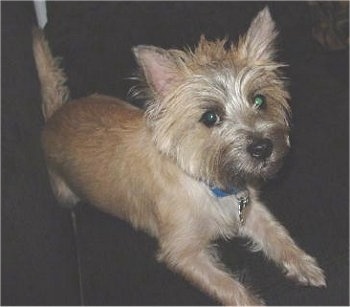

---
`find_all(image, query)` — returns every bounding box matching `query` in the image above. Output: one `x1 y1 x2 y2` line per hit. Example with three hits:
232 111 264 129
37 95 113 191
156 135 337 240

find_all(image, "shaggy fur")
33 7 325 305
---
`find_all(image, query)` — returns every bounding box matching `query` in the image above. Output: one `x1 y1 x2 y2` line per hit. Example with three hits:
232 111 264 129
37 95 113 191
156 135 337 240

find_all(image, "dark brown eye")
200 110 220 127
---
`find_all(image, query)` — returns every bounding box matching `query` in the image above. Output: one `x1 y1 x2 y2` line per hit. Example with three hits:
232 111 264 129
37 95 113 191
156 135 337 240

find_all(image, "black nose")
247 138 273 160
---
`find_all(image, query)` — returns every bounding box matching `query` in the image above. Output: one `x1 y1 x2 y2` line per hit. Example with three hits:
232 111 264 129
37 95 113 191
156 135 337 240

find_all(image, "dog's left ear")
242 6 278 62
133 46 180 98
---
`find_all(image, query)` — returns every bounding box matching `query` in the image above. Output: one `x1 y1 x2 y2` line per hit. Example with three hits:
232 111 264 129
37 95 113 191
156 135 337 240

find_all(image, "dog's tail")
32 27 70 121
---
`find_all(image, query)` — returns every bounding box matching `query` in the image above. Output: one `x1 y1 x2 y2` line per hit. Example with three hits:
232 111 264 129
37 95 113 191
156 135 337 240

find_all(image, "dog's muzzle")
247 138 273 160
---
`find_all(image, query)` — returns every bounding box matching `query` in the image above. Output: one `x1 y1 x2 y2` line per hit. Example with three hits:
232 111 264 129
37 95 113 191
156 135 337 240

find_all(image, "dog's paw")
227 285 265 306
244 294 265 306
227 292 265 306
282 252 326 287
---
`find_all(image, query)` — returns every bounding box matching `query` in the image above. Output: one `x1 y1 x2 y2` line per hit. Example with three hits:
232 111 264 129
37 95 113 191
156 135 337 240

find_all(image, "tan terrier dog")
33 7 326 305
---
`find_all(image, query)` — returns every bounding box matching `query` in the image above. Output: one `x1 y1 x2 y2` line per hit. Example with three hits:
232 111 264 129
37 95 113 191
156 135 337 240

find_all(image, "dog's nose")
247 138 273 160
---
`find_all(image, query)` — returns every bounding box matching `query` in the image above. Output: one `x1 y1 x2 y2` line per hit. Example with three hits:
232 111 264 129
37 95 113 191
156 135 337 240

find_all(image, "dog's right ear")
241 6 278 63
133 46 180 98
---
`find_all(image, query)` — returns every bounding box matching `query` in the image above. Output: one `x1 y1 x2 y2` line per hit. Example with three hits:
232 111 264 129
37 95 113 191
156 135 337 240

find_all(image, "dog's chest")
182 181 243 238
210 195 243 237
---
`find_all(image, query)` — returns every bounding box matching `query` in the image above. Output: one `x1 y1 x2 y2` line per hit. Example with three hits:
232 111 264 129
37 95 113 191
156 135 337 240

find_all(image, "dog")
33 7 326 305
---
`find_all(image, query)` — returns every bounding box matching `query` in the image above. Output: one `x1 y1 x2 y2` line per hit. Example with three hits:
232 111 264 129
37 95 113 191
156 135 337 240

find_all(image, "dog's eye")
200 110 220 127
253 94 266 110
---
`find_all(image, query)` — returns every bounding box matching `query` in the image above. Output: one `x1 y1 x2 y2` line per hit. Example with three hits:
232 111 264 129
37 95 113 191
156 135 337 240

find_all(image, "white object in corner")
34 0 48 29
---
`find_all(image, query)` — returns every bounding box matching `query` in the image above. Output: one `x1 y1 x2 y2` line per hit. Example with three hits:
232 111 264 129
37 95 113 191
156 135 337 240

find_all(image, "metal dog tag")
235 191 249 225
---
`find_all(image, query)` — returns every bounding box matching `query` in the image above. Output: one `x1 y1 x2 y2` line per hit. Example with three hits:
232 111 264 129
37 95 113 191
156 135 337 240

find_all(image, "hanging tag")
235 191 249 225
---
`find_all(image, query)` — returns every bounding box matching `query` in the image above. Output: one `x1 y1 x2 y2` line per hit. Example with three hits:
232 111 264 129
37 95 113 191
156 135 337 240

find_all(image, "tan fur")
33 7 325 305
32 28 70 120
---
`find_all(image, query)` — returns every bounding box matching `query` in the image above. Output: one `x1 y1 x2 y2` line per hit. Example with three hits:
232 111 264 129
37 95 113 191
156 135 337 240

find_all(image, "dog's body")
33 7 325 305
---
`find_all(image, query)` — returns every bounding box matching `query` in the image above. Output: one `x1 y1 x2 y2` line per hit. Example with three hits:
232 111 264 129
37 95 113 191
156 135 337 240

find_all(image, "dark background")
2 1 349 305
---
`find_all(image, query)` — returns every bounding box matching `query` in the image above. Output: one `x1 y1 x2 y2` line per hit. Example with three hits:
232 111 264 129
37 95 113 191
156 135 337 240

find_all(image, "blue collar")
210 186 243 198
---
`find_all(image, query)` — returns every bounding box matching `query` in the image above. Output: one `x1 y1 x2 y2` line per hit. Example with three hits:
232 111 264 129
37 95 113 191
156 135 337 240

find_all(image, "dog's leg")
158 227 264 306
240 194 326 287
48 168 80 208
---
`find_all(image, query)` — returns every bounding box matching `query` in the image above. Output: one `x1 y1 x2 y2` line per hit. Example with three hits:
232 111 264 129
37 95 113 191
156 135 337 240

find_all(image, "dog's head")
133 7 291 190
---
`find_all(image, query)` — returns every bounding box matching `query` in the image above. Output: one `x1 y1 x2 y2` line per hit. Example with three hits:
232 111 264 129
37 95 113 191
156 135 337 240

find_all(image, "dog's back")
32 29 161 227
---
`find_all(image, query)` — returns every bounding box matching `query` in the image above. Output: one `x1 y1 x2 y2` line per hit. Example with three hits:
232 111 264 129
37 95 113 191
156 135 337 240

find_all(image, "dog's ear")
241 6 278 62
133 46 180 97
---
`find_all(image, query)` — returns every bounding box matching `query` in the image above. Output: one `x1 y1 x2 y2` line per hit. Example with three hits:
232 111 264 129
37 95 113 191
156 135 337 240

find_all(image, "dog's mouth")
246 142 289 178
226 158 283 189
241 158 283 181
246 134 290 177
218 143 288 189
254 157 284 178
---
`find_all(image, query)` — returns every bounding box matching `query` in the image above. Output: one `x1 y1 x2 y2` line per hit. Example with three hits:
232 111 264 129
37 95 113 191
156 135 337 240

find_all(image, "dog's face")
133 7 291 190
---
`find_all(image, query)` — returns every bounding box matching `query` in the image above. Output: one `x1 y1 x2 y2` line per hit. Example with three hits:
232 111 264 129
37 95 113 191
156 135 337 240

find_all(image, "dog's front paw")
226 291 265 306
245 294 265 306
282 252 326 287
221 280 265 306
